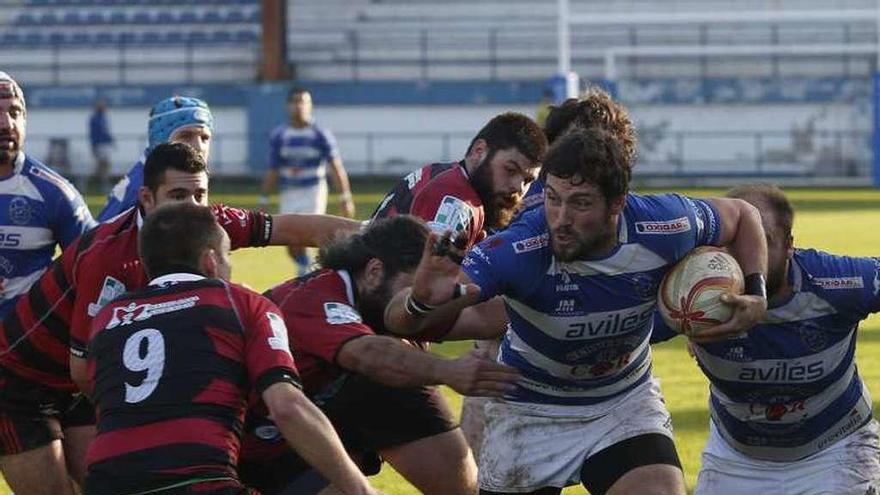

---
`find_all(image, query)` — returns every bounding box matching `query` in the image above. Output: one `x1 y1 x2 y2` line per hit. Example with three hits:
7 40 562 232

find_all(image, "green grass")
2 185 880 494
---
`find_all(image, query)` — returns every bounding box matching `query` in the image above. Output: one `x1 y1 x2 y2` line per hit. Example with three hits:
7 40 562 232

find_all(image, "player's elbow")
265 384 312 427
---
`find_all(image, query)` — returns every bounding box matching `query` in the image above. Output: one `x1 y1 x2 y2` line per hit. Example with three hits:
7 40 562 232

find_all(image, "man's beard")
471 152 521 231
0 133 19 166
766 262 787 299
550 214 616 262
359 278 393 333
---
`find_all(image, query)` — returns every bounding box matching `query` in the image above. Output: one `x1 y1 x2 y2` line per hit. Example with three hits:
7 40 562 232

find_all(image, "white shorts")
93 143 112 162
280 181 328 215
696 419 880 495
478 377 674 493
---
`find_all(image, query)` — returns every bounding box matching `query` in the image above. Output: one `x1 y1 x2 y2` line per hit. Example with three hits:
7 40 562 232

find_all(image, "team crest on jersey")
634 217 691 235
813 277 864 290
429 196 473 234
106 295 200 329
88 276 128 317
323 302 362 325
8 196 31 225
799 325 828 352
266 312 291 353
513 233 548 254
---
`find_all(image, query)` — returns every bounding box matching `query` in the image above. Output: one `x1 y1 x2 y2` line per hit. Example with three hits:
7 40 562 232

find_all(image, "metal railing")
21 129 872 180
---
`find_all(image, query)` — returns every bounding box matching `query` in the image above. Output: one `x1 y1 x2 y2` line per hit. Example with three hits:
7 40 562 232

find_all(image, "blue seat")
95 31 114 45
132 11 151 24
156 11 175 24
212 30 231 42
16 13 36 26
140 31 161 44
179 11 197 23
225 10 245 23
203 11 222 23
24 32 44 44
118 31 135 44
233 29 256 42
39 12 57 25
2 32 22 45
109 11 126 24
70 32 89 44
165 31 186 44
188 31 208 44
62 11 80 25
86 12 104 24
48 31 66 44
246 9 260 23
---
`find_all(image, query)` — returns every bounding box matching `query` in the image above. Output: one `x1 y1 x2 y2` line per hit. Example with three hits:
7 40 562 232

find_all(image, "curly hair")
539 128 630 204
317 215 429 278
543 86 637 167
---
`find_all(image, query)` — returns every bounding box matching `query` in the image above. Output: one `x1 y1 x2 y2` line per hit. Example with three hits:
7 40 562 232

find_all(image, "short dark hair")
143 142 208 193
139 202 223 279
543 86 637 166
287 87 309 102
726 183 794 238
317 216 429 279
466 112 548 165
539 128 630 204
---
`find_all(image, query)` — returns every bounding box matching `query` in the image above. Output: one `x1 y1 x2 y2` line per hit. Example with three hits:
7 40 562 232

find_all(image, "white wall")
22 107 248 176
21 101 870 178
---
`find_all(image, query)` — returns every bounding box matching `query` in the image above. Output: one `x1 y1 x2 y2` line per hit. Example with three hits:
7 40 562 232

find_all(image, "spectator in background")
88 98 114 192
97 96 214 222
260 87 356 275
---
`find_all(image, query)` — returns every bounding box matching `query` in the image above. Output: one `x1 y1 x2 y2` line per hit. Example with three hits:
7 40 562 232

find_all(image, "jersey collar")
337 269 357 305
149 273 206 287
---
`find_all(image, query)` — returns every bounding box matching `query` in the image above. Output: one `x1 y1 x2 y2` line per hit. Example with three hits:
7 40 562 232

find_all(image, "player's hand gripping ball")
658 246 745 336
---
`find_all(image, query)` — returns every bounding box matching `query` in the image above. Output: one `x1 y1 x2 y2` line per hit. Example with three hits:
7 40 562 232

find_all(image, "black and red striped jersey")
371 161 485 249
241 269 420 463
84 274 299 495
0 205 272 391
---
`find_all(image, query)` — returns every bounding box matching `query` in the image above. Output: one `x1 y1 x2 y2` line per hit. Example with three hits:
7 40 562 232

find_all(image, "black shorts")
0 369 95 455
240 375 457 494
580 433 682 495
316 374 458 452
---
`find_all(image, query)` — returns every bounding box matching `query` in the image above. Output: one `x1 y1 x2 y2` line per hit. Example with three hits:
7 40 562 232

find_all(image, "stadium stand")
0 1 260 84
287 0 876 81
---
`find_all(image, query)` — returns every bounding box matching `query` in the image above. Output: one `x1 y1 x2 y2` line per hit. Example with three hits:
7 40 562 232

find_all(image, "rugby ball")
657 247 744 336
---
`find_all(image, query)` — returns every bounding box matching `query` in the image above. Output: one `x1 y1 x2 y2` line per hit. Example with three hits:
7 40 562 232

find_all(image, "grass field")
2 183 879 494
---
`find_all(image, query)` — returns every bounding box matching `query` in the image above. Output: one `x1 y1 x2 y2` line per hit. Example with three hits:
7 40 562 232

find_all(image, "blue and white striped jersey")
0 153 95 318
463 193 721 406
98 152 145 222
687 249 880 461
268 123 339 189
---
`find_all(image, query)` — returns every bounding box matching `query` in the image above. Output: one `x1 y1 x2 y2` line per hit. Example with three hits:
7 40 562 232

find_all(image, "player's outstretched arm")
263 382 380 495
337 335 519 396
384 231 486 339
270 213 361 248
695 198 769 343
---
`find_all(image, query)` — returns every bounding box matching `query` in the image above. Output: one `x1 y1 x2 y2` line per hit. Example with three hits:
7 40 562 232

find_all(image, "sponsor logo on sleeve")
428 195 474 234
266 311 292 353
635 217 691 235
513 233 549 254
323 302 362 325
88 276 127 317
813 277 865 290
